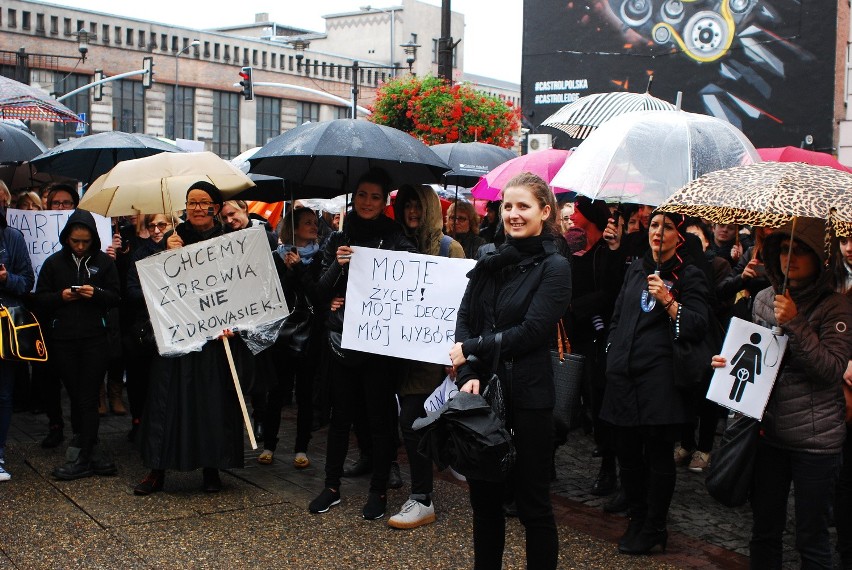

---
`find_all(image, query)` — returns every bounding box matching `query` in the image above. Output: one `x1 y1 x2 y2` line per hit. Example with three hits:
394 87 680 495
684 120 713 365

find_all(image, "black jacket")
33 209 120 340
567 239 626 345
455 239 572 409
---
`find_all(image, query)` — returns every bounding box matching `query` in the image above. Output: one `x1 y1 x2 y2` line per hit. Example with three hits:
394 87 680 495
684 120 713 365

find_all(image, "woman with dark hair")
257 206 323 468
450 172 572 569
34 209 121 480
446 200 485 259
478 200 502 243
308 168 416 520
601 210 711 555
713 219 852 568
134 182 247 495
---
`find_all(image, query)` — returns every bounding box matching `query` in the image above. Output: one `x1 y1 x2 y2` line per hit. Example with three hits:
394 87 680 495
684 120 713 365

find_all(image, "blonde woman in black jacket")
450 172 572 570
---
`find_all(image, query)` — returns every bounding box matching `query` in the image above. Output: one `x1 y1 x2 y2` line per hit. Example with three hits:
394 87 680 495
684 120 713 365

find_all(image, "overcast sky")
56 0 523 83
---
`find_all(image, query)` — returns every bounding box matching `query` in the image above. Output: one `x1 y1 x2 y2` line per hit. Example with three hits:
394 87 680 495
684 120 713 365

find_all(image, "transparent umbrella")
551 110 761 206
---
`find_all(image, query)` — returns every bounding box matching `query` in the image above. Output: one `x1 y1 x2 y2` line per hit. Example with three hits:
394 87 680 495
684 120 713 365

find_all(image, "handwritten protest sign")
341 246 476 365
706 317 788 420
6 208 112 289
136 227 289 356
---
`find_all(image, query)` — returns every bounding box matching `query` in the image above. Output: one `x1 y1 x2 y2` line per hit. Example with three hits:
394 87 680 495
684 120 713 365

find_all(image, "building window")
203 41 210 58
54 72 91 141
256 96 281 146
50 16 58 35
336 106 350 119
212 91 239 160
271 53 276 68
114 26 122 44
171 36 178 52
36 14 45 34
166 85 195 140
64 18 71 35
8 10 17 28
161 34 168 51
214 43 220 60
296 102 320 125
112 80 145 133
102 24 109 43
138 30 145 48
21 11 30 30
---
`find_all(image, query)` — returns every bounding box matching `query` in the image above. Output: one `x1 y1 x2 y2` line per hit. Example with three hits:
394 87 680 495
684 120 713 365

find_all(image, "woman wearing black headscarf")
601 210 710 555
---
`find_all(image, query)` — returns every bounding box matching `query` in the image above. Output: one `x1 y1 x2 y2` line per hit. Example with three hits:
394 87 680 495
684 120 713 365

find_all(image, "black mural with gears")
522 0 837 150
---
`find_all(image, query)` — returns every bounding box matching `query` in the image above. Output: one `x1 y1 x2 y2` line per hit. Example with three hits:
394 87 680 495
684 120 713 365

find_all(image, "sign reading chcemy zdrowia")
136 226 289 356
341 246 476 365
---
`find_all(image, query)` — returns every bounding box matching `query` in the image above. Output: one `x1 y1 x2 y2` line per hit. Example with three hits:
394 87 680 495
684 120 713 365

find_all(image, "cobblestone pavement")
0 396 819 569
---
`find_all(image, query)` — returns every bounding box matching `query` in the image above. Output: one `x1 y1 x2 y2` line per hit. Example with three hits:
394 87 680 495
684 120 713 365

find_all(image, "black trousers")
51 335 109 453
468 408 558 570
399 393 432 497
33 359 63 430
323 356 397 494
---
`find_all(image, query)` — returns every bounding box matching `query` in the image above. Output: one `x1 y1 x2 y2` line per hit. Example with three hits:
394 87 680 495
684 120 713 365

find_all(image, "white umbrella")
541 91 677 139
80 151 255 217
550 110 761 206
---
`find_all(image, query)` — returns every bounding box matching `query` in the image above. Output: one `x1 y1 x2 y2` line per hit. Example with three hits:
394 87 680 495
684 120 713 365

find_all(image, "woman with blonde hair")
15 190 42 210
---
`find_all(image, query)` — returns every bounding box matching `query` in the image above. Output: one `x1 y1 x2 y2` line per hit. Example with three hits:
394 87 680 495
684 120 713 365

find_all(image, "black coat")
455 240 572 409
139 220 247 471
33 210 120 341
600 258 709 427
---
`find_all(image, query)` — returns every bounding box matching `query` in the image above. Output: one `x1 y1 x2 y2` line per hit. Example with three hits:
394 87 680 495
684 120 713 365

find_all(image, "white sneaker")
388 498 436 529
0 463 10 482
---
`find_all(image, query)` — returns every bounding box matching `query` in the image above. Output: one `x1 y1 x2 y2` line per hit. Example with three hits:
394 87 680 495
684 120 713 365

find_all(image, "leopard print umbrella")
658 161 852 236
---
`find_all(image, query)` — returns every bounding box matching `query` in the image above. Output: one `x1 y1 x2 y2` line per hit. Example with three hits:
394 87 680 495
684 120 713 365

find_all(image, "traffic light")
93 69 103 101
142 57 154 89
239 66 253 101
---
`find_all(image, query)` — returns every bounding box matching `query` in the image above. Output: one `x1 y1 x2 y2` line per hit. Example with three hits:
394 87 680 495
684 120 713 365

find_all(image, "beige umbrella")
79 151 255 217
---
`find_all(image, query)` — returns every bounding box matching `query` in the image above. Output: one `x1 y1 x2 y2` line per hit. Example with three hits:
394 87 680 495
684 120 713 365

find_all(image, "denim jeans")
750 438 842 569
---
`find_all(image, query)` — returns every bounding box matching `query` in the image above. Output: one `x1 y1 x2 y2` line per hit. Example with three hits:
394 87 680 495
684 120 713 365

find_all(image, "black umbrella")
29 132 184 186
430 142 516 188
248 119 450 198
0 121 46 164
413 391 515 483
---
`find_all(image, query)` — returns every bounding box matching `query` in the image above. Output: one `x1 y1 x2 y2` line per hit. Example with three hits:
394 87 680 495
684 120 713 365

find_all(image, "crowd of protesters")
1 169 852 570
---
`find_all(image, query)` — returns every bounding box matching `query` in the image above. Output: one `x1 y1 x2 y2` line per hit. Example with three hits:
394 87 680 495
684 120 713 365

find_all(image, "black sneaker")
388 461 403 490
309 488 341 514
362 492 387 520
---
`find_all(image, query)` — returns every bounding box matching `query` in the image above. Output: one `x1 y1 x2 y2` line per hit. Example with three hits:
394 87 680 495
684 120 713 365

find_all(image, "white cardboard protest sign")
341 246 476 365
6 208 113 290
706 317 788 420
136 227 289 356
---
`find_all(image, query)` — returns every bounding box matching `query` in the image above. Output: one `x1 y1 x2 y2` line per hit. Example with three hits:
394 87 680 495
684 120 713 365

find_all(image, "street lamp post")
173 39 200 139
293 34 418 120
360 5 400 76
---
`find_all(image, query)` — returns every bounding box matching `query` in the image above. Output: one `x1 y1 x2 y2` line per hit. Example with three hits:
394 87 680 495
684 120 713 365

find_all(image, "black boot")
603 486 628 513
41 425 64 449
619 468 674 555
52 449 94 481
91 442 117 476
202 467 222 492
616 465 647 550
590 457 617 496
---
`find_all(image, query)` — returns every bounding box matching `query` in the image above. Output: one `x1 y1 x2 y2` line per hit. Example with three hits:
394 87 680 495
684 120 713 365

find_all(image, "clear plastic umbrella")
551 110 761 206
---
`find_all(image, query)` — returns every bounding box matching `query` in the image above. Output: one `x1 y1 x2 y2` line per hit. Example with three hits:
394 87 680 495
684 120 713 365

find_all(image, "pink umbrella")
757 146 852 173
471 148 572 200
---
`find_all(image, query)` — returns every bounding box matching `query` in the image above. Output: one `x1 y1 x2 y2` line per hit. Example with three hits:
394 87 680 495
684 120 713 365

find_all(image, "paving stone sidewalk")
0 399 812 569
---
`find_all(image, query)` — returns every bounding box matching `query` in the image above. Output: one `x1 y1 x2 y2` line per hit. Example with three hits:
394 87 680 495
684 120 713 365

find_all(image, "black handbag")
278 294 314 354
482 332 508 423
552 320 585 433
0 303 48 362
704 414 760 507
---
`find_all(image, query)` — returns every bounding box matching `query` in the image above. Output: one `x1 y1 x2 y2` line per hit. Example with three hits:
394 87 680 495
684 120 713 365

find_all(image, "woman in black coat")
308 168 417 520
450 172 572 570
601 211 710 555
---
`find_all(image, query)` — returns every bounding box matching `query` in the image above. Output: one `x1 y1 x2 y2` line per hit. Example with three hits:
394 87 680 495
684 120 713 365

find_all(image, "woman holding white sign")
711 219 852 568
389 184 464 529
450 172 572 570
308 168 416 520
135 182 247 496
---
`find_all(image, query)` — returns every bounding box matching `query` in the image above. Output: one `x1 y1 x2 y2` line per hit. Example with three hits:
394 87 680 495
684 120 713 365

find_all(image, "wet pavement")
0 395 815 569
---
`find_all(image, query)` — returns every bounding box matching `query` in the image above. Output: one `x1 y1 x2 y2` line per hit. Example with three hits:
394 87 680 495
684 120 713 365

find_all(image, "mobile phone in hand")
71 285 82 292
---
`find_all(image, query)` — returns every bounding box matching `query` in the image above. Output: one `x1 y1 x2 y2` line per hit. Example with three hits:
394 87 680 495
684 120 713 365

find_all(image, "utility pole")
437 0 453 83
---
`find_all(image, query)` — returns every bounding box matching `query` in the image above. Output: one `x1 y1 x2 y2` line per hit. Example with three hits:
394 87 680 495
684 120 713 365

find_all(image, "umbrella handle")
779 217 798 296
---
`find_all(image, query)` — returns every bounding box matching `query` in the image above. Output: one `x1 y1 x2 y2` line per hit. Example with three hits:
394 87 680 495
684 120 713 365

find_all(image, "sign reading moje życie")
342 246 475 365
137 227 289 356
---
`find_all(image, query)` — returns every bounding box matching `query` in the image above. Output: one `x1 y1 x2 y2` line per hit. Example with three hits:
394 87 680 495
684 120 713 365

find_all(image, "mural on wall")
522 0 837 150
